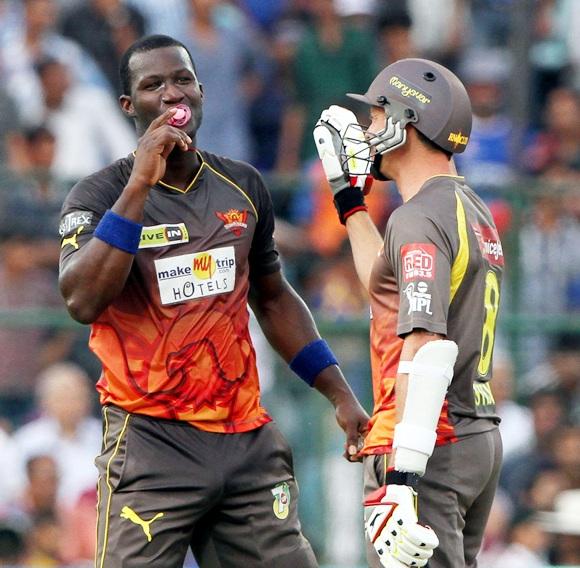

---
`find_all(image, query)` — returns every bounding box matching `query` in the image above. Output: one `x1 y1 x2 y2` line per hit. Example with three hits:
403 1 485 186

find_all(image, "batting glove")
313 105 372 224
365 484 439 568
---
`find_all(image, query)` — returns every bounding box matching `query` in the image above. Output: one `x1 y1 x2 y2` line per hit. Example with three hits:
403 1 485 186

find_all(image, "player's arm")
59 108 191 324
250 270 369 460
365 330 456 568
313 105 382 292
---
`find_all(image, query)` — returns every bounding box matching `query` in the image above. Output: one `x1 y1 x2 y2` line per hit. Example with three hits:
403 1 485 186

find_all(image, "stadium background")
0 0 579 566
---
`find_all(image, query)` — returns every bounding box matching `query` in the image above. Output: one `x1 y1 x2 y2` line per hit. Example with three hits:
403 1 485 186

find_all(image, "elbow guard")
393 340 458 476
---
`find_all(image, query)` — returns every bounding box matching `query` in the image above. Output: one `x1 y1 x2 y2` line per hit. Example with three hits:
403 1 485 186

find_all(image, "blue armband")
94 210 143 255
289 339 339 387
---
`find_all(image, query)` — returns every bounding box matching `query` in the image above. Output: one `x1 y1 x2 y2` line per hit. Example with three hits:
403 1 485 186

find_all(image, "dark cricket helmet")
348 58 473 155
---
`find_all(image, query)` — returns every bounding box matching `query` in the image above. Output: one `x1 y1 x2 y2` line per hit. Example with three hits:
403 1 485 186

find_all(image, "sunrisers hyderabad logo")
192 252 216 279
271 482 291 520
216 209 248 236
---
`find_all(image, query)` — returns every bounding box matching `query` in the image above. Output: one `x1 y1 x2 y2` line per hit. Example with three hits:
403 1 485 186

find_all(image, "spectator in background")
0 428 21 507
125 0 189 39
22 510 64 567
14 455 60 518
35 56 136 183
181 0 265 162
406 0 465 67
375 3 416 65
522 333 580 421
0 86 25 173
500 389 567 508
0 224 69 428
523 87 580 177
492 353 534 459
276 0 377 172
0 125 71 264
59 0 146 94
489 509 550 568
530 0 578 118
0 0 109 127
537 488 580 565
518 192 580 370
12 362 101 508
0 518 26 566
455 48 516 201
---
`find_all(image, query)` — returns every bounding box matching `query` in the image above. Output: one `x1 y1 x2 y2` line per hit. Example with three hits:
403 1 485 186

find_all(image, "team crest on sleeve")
271 482 290 520
401 243 436 282
215 209 248 236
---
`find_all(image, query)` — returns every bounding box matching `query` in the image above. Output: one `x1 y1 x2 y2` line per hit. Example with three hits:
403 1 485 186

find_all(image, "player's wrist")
333 187 367 225
385 469 420 489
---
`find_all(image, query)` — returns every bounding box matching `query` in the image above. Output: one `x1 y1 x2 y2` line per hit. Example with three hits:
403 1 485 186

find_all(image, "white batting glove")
313 105 372 195
365 484 439 568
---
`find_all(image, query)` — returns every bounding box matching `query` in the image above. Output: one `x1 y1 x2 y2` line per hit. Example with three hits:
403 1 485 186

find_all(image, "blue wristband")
289 339 339 387
94 210 143 255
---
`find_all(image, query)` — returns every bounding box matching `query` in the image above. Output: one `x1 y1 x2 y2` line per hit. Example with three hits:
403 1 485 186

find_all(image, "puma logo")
120 506 164 542
61 225 84 250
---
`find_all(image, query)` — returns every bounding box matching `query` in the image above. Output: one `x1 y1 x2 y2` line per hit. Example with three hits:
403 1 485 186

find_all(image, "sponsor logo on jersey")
389 76 431 105
120 506 164 543
139 223 189 249
61 226 84 250
403 281 433 315
215 209 248 236
271 482 290 520
401 243 436 281
473 382 495 409
155 246 235 304
448 131 469 148
59 211 93 236
472 224 504 266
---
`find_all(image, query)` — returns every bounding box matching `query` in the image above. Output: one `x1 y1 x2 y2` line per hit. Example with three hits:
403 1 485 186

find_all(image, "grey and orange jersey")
59 150 280 433
363 175 503 455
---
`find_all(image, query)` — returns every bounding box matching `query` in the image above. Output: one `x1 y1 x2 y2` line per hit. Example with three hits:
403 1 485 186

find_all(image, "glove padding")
365 484 439 568
313 105 372 195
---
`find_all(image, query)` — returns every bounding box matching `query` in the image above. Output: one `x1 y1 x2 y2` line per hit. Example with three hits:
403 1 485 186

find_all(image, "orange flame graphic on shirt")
215 209 248 236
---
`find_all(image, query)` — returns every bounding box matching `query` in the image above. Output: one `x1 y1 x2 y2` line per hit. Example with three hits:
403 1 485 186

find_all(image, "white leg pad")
393 340 458 475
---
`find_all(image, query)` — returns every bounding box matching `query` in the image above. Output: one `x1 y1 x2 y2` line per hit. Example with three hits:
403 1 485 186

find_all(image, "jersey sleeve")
58 175 118 271
247 171 281 278
385 205 454 337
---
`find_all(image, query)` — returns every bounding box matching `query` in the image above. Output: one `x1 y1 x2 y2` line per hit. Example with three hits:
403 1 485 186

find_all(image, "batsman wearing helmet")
313 59 504 568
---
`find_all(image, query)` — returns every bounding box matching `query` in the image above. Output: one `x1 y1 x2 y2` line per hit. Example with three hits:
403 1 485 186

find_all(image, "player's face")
123 46 203 137
367 105 391 177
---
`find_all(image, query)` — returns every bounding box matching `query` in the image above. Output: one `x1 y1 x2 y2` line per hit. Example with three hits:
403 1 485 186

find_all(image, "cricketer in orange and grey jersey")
362 174 503 455
59 150 279 433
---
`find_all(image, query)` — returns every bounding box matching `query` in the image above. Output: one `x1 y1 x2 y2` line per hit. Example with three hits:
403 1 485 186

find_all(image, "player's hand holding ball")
365 483 439 567
313 105 373 224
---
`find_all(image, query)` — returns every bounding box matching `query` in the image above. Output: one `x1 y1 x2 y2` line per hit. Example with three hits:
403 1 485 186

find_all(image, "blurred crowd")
0 0 579 565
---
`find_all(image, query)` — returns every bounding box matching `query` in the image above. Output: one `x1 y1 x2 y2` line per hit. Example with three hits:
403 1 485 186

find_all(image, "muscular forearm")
59 182 149 324
251 283 319 361
345 211 383 292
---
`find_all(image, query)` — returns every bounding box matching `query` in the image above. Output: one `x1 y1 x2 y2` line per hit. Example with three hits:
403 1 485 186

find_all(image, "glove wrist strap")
385 469 420 489
333 187 367 225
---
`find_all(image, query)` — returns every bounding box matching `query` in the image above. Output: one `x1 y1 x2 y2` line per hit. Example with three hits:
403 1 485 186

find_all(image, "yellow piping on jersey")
204 164 259 221
94 408 110 568
98 411 131 568
158 151 207 193
450 192 469 302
